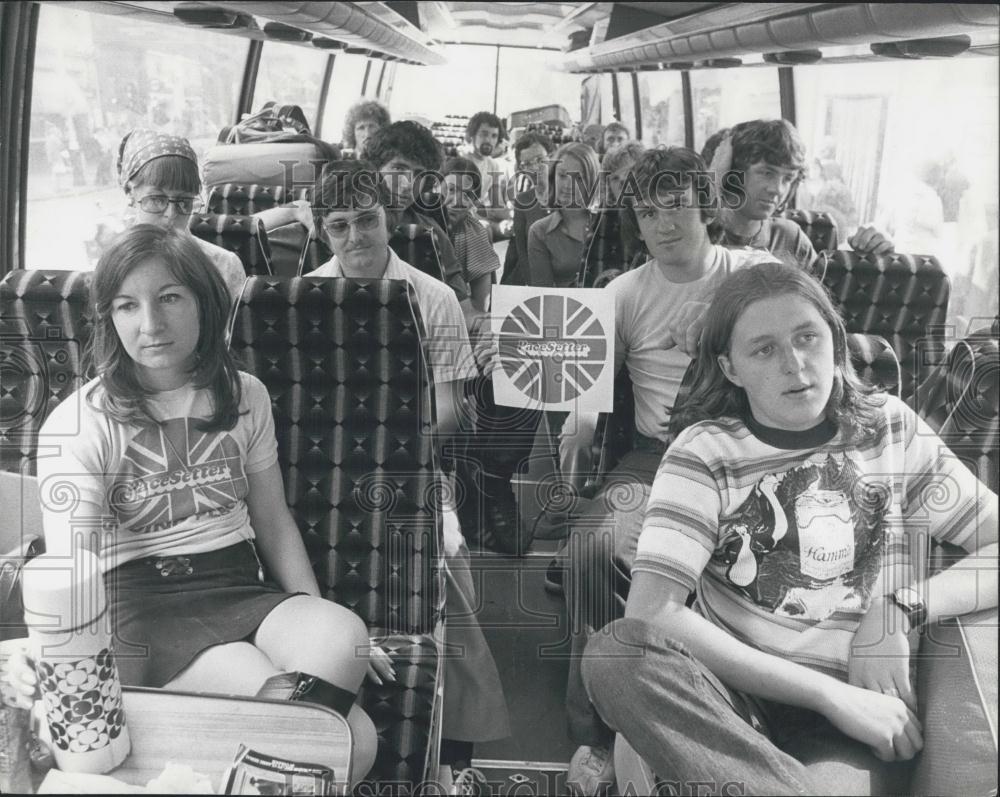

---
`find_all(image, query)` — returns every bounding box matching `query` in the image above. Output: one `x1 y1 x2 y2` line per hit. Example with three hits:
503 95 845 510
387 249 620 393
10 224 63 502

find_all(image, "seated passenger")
705 120 894 265
366 121 476 326
560 147 774 794
528 142 601 287
461 111 508 209
441 156 501 312
582 261 998 794
578 141 647 285
118 129 245 302
308 161 511 770
501 131 554 286
580 124 606 156
342 99 390 159
7 224 377 782
601 122 630 160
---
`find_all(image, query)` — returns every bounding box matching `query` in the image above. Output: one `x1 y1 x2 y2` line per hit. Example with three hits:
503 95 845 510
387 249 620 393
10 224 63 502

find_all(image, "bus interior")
0 2 998 795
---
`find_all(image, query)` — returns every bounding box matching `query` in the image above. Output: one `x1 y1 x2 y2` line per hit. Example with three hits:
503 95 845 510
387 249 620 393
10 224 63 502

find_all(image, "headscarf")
116 128 198 187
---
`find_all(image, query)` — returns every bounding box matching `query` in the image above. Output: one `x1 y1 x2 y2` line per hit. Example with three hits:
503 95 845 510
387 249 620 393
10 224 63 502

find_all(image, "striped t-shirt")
634 395 994 679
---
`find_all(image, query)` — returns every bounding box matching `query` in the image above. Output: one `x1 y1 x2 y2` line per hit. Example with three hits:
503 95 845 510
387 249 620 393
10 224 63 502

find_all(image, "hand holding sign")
663 300 710 356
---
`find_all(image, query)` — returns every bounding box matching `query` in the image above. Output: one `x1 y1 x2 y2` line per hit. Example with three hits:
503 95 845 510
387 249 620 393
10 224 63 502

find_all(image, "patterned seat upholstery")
0 270 93 475
206 183 313 216
578 209 644 288
228 276 445 789
812 251 950 402
780 208 839 253
912 323 999 493
389 226 444 282
188 212 273 277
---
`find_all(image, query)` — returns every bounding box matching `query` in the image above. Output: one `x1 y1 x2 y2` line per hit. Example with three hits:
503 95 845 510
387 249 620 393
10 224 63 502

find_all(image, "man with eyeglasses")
309 159 477 441
308 159 512 764
502 131 555 287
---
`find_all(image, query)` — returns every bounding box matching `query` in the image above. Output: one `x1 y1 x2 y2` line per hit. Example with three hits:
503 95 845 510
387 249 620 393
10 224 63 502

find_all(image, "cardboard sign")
491 286 615 412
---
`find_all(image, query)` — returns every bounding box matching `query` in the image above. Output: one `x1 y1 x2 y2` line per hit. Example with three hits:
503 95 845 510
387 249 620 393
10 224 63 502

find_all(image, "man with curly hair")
705 119 893 267
366 120 476 324
463 111 509 212
341 100 390 158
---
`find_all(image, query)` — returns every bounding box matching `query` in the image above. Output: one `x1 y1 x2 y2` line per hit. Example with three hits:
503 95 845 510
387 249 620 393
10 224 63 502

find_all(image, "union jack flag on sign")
492 286 615 412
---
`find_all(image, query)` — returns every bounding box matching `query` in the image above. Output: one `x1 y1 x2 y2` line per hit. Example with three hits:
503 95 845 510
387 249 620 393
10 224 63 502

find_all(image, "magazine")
222 744 335 796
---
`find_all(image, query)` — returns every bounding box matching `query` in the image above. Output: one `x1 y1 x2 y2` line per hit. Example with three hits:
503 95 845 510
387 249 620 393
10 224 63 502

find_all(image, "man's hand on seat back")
848 225 895 256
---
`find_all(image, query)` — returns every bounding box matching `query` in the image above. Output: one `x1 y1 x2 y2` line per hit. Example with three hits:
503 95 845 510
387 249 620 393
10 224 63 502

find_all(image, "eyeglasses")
133 194 203 215
520 157 548 170
322 210 383 238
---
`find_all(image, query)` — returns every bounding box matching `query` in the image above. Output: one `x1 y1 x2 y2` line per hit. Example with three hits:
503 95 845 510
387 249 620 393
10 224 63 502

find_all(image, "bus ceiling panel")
557 2 1000 71
199 1 446 64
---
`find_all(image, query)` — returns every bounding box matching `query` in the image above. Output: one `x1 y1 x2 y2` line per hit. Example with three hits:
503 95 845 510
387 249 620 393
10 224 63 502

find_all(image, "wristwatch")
889 586 928 632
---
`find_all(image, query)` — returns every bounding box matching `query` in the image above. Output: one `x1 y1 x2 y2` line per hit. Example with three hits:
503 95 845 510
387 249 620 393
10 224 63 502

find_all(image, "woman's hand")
848 596 916 711
1 639 38 710
818 678 923 762
365 644 396 686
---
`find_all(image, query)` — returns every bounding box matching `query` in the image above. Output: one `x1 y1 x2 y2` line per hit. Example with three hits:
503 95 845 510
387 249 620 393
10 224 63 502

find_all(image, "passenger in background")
704 120 894 267
601 122 630 160
576 141 647 289
528 142 601 287
366 121 476 326
441 156 501 312
117 129 245 302
603 141 646 208
462 111 507 207
310 161 511 775
559 147 775 795
579 123 606 156
341 99 390 158
502 131 554 286
584 261 997 795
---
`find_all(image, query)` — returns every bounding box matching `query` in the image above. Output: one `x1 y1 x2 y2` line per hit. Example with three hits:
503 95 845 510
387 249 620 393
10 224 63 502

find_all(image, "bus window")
496 47 580 129
253 43 329 132
636 70 685 148
389 45 495 123
690 66 781 151
320 52 372 148
795 58 1000 331
25 3 247 271
614 73 636 141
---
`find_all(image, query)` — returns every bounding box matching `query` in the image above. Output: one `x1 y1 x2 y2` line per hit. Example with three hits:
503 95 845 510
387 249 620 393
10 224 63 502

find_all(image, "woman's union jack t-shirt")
37 372 278 572
633 396 993 679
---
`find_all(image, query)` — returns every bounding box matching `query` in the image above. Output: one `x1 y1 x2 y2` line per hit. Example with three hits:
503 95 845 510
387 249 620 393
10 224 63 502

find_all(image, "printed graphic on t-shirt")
109 418 247 534
711 453 889 620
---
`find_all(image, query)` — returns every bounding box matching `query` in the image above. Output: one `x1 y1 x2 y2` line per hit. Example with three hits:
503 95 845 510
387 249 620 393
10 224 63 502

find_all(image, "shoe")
566 744 615 796
451 766 489 796
543 556 566 597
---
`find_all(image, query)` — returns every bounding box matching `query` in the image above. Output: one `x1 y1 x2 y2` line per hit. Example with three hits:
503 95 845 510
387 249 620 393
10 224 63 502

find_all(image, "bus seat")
206 182 312 216
0 270 93 475
912 330 999 492
812 251 950 402
389 225 445 282
578 209 644 288
188 212 273 277
780 208 839 253
846 332 902 398
228 276 445 789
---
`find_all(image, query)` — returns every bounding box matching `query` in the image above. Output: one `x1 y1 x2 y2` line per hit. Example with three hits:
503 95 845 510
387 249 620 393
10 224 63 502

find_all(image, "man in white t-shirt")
562 147 776 794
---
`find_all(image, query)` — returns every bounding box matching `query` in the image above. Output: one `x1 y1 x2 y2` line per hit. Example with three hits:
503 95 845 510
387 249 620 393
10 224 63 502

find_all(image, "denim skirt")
107 541 297 688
